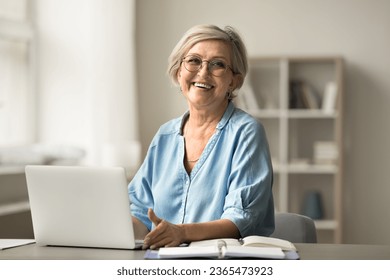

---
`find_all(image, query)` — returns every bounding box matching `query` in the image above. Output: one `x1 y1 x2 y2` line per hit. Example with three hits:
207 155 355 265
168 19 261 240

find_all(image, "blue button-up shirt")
128 102 274 237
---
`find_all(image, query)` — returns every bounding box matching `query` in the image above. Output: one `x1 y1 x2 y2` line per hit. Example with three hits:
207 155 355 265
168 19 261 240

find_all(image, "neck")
186 101 228 129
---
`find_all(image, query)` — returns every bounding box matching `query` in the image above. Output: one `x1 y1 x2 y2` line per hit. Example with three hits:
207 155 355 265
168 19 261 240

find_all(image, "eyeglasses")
182 55 233 77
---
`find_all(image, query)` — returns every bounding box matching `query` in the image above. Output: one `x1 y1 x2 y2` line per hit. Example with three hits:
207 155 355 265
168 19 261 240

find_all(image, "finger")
148 208 162 227
142 220 167 249
144 222 168 244
149 236 172 250
143 229 169 249
165 240 181 248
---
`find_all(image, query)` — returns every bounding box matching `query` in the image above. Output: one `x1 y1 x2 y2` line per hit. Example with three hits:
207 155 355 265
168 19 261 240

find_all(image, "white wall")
35 0 139 166
136 0 390 244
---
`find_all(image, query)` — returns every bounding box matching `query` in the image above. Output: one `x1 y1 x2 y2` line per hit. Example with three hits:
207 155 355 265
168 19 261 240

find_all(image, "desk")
1 243 390 260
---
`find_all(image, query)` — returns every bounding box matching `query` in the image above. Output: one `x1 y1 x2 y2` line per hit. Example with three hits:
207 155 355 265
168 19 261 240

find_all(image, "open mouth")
193 82 213 90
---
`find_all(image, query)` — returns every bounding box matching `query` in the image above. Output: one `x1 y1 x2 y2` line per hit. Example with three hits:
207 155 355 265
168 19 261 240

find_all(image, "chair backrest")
270 212 317 243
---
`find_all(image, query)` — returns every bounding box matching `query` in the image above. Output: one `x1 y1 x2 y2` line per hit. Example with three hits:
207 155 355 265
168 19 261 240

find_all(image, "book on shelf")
144 235 299 260
313 141 338 164
289 79 320 109
301 82 321 109
289 80 305 109
322 82 338 113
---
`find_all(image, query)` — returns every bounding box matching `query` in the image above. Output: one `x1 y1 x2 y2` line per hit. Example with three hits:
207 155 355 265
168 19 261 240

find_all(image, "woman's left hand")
142 208 186 249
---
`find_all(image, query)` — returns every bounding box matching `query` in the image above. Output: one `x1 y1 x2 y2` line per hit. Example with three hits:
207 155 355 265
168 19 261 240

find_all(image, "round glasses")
182 55 233 77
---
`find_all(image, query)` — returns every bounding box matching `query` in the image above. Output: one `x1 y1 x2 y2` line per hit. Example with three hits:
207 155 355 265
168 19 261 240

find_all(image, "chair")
270 212 317 243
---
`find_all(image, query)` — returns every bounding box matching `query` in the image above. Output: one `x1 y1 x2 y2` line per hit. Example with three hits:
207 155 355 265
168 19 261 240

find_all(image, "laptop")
25 165 143 249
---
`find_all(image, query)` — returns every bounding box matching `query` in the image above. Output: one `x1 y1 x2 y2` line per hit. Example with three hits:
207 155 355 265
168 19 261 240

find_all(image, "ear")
176 69 184 91
230 73 243 91
177 68 182 80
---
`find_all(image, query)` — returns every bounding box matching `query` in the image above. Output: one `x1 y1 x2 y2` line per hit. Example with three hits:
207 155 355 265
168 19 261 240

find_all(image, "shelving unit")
239 56 343 243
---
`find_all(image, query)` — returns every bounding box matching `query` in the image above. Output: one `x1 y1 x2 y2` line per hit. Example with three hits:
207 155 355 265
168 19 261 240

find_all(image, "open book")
190 235 296 250
146 236 299 260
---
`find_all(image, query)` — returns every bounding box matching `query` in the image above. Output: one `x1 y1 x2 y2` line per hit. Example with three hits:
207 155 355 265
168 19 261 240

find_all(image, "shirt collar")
178 101 235 135
216 101 235 130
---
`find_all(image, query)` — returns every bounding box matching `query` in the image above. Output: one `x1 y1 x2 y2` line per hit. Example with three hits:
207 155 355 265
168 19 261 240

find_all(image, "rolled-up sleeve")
128 145 156 231
221 120 274 237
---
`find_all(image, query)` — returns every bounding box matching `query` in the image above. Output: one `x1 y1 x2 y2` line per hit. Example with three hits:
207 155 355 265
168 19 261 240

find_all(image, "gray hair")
167 25 248 92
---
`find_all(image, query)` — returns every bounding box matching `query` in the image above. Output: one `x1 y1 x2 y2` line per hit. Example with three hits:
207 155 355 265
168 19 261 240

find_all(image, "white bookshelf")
239 56 344 243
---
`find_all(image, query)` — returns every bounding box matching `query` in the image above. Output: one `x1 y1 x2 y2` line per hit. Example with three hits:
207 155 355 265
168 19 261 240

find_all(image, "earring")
226 88 233 100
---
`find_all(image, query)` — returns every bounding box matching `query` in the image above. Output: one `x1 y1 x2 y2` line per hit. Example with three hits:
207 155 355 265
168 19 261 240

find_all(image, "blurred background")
0 0 389 245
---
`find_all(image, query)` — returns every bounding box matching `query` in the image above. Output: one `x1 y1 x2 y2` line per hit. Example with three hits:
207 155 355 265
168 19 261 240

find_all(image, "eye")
210 60 227 69
186 56 202 65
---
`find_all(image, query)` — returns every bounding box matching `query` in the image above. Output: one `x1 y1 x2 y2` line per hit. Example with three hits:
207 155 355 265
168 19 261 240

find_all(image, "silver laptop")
25 165 143 249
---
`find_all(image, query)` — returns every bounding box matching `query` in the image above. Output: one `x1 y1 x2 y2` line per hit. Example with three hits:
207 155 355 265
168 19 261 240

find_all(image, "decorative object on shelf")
313 141 338 165
302 191 324 220
322 82 338 113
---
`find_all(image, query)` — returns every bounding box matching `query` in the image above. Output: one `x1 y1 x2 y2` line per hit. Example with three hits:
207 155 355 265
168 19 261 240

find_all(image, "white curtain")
36 0 139 168
0 0 33 146
0 39 30 146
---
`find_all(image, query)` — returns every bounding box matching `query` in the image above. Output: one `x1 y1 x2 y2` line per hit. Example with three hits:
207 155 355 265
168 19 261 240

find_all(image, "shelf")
0 200 30 216
273 163 337 174
287 109 338 119
248 109 337 119
247 109 281 119
287 164 337 174
314 220 338 230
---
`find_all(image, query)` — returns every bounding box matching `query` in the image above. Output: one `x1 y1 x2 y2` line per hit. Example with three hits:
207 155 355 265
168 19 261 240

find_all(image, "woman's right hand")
142 208 186 249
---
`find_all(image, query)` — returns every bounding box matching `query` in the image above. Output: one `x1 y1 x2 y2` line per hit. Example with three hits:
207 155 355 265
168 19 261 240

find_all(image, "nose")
197 61 211 76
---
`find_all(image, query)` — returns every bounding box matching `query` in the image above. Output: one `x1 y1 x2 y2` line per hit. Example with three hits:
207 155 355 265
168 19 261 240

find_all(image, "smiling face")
177 40 239 112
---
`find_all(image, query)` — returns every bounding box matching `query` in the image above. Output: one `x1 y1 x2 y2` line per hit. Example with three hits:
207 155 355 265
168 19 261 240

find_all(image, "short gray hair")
167 25 248 91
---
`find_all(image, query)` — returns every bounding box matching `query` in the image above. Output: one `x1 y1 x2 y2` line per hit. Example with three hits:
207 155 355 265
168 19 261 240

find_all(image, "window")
0 0 35 145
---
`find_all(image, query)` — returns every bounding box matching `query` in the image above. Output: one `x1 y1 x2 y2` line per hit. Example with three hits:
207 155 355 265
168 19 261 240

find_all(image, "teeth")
194 82 212 89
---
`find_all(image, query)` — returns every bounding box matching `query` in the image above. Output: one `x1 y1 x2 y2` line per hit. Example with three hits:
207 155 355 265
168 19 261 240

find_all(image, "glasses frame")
181 55 234 77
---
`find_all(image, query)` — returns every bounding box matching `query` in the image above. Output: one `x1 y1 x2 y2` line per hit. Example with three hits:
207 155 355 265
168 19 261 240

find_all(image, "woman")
128 24 274 249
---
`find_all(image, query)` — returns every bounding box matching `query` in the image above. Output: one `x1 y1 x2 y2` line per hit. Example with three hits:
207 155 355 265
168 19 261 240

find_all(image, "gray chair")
270 212 317 243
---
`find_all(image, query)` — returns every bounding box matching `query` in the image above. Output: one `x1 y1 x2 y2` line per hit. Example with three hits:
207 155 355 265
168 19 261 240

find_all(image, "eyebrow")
186 53 229 61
